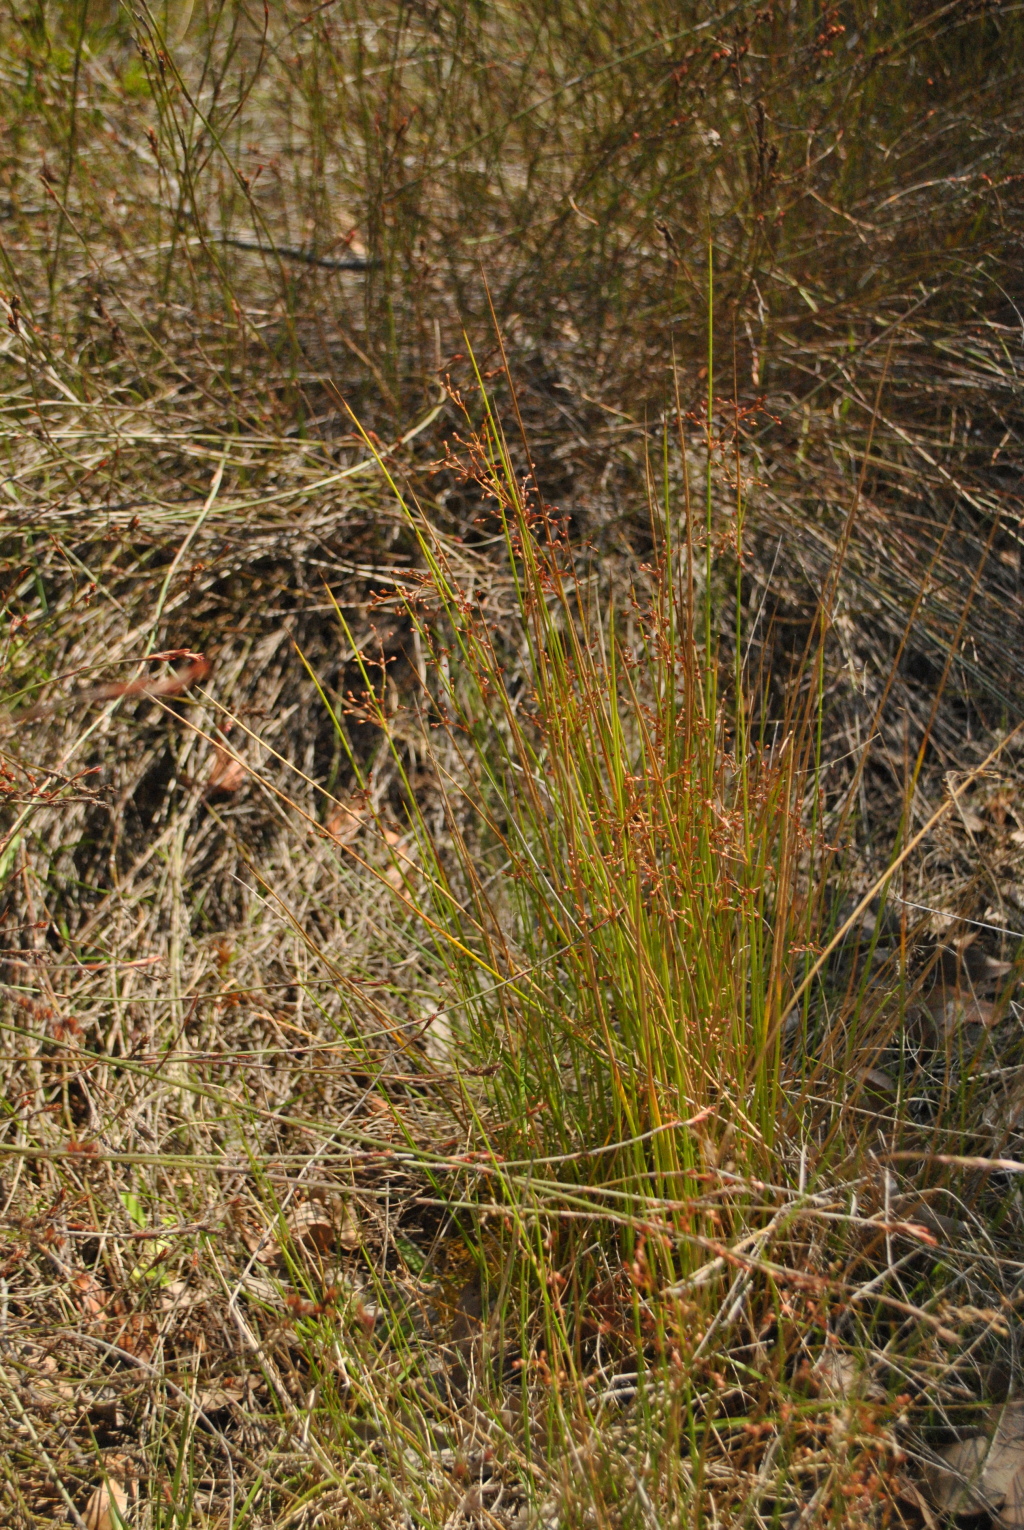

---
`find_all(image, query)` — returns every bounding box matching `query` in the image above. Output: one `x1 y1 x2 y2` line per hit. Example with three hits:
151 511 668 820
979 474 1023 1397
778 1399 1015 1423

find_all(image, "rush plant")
328 360 829 1268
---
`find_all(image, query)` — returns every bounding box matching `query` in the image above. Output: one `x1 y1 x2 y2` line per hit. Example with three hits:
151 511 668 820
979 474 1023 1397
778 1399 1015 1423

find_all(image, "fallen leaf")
159 1278 195 1311
381 830 417 887
28 1375 75 1408
326 796 369 844
992 1401 1024 1445
895 1197 971 1242
198 1378 246 1412
84 1478 130 1530
420 1004 453 1064
925 1436 992 1517
983 1075 1024 1136
983 957 1014 982
239 1224 276 1263
812 1350 882 1400
897 1477 942 1530
288 1201 337 1257
927 990 998 1033
207 741 246 794
892 1220 939 1246
857 1066 896 1096
986 1406 1024 1525
72 1271 107 1317
998 1467 1024 1528
14 654 211 724
926 1414 1024 1525
336 1198 360 1251
975 1447 1020 1505
288 1197 359 1256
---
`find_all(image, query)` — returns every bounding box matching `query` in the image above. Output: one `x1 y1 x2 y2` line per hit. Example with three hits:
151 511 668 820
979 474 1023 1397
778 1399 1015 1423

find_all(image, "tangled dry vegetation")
2 1 1024 1526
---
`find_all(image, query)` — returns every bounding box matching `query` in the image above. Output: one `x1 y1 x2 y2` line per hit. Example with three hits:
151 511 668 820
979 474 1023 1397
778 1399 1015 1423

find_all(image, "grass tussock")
3 2 1024 1528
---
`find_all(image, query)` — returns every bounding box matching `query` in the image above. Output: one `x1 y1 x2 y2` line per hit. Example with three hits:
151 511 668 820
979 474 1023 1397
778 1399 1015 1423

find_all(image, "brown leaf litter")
927 1402 1024 1526
83 1475 131 1530
205 736 247 795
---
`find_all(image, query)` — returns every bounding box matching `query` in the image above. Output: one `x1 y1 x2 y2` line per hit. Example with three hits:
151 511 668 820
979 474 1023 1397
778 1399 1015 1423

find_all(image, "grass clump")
350 376 809 1172
313 384 847 1515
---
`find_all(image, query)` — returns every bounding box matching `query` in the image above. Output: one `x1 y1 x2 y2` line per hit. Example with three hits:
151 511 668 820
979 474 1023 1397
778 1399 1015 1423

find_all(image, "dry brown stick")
2 653 210 727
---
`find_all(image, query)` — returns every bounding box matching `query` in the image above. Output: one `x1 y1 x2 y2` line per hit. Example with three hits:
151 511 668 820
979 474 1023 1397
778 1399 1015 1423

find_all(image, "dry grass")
3 2 1024 1527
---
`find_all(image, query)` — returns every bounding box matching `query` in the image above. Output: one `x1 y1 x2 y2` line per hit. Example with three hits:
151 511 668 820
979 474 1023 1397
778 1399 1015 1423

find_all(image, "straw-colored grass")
3 2 1024 1527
